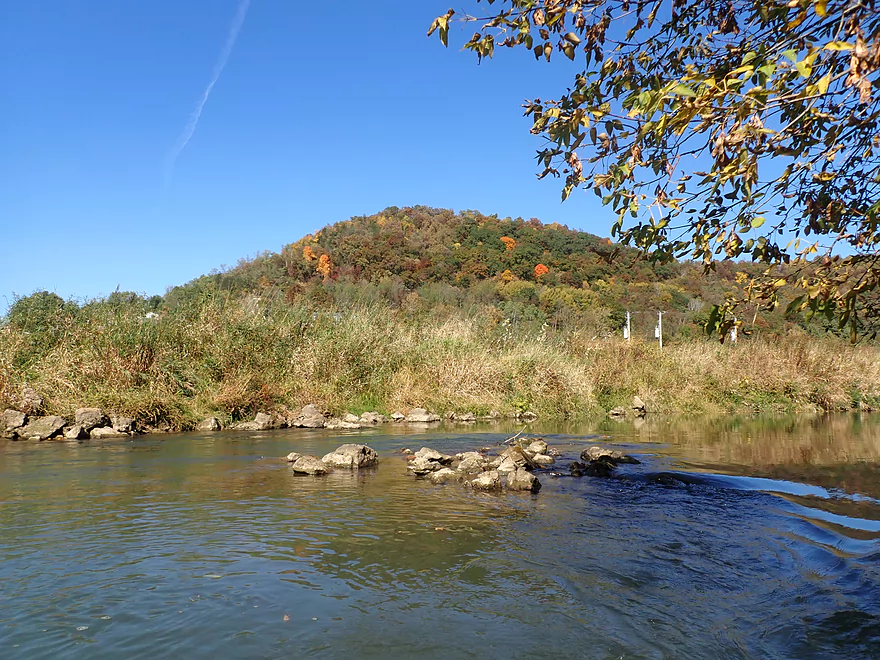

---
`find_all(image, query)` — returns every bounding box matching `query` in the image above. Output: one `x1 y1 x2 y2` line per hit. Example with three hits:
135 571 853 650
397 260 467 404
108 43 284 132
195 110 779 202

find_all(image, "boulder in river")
291 455 330 475
359 412 388 425
525 440 548 456
506 467 541 492
63 425 88 440
322 444 378 469
196 417 222 432
428 468 460 485
457 452 489 474
90 426 128 439
75 408 107 432
111 415 136 433
468 470 502 491
407 456 443 475
580 446 640 465
233 412 278 431
18 415 66 441
531 453 555 467
293 405 326 429
286 451 302 463
324 418 362 430
1 409 26 438
405 408 441 423
414 447 454 465
390 411 405 421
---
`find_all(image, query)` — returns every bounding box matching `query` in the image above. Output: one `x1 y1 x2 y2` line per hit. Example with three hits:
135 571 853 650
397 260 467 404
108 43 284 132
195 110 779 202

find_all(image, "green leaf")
670 84 696 97
751 216 766 229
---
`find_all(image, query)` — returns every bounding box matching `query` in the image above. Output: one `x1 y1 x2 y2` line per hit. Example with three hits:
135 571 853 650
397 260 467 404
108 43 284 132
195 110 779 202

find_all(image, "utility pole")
624 310 631 341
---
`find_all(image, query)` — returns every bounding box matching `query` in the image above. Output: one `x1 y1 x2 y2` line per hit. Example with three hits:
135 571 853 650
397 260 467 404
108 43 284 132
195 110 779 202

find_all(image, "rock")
407 456 442 475
414 447 454 465
428 468 459 484
390 411 405 421
456 452 489 474
141 420 171 434
525 440 548 456
632 395 647 415
1 409 26 438
90 426 128 439
63 425 88 440
580 446 640 465
521 411 538 421
405 408 440 423
19 386 42 414
359 412 388 425
324 418 362 430
468 470 502 490
18 415 66 441
75 408 107 432
293 404 326 428
342 413 361 424
499 445 531 469
321 444 378 469
496 456 519 474
569 461 586 477
453 412 477 422
286 451 302 463
196 417 222 432
111 415 136 433
232 412 278 431
291 455 330 475
608 406 627 418
531 453 555 467
399 447 413 455
506 467 541 492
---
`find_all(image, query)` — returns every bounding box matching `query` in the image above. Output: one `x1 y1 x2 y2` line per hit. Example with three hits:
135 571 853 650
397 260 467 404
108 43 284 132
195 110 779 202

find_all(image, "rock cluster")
0 407 138 441
404 443 545 493
286 443 379 475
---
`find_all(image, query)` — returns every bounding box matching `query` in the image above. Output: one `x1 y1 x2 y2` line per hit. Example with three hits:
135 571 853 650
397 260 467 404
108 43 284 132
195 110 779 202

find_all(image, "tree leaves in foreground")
431 0 880 339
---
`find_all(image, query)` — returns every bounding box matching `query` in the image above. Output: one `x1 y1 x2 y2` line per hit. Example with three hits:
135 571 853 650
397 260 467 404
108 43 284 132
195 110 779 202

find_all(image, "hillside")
168 206 783 340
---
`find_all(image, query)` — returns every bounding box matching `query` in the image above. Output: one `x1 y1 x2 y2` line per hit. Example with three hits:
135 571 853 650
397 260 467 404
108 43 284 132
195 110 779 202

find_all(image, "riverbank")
2 297 879 432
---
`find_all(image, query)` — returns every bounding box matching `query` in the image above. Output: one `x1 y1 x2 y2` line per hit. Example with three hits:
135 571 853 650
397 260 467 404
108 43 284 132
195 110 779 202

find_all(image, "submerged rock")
506 467 541 492
291 455 330 475
196 417 222 432
324 418 362 430
321 444 378 469
75 408 107 432
18 415 66 441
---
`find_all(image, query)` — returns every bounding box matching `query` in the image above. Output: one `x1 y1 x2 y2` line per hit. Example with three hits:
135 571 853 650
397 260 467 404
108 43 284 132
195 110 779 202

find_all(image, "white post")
624 311 631 341
658 311 663 352
730 317 738 344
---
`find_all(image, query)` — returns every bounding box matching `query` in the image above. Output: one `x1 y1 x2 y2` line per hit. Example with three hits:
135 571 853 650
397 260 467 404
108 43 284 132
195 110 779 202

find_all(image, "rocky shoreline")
282 437 640 494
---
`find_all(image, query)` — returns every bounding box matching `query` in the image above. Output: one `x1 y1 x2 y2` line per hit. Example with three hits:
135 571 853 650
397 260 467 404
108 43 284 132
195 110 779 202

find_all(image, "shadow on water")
1 415 880 658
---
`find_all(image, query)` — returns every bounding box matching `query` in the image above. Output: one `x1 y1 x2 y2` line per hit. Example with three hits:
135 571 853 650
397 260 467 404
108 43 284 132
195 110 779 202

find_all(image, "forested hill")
165 205 802 339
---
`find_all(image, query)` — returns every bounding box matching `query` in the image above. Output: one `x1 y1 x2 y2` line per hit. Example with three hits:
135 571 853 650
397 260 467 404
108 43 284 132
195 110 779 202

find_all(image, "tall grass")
1 293 879 430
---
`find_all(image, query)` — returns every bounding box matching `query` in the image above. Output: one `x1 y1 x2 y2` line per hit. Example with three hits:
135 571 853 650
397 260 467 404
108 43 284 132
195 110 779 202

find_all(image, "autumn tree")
431 1 880 339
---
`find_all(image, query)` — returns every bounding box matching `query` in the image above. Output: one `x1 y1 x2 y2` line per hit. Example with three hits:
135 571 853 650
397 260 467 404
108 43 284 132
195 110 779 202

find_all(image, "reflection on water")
1 416 879 658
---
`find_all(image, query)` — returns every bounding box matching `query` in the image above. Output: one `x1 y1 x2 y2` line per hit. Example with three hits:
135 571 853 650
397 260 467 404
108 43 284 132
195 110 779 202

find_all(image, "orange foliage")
500 236 516 251
303 246 316 262
316 254 332 279
500 269 516 282
534 263 549 278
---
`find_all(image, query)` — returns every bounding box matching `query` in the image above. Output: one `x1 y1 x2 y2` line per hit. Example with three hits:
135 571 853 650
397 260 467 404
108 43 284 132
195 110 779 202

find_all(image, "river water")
2 415 880 659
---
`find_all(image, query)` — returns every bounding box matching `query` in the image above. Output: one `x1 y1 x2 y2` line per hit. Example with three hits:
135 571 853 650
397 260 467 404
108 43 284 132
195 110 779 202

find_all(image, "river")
2 414 880 658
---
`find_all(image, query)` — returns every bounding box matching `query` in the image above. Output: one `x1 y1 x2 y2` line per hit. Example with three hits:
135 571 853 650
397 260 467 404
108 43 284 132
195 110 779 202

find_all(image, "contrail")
165 0 251 185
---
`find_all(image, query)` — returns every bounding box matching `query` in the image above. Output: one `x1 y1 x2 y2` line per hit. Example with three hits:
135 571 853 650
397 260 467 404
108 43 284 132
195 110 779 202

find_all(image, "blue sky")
0 0 608 307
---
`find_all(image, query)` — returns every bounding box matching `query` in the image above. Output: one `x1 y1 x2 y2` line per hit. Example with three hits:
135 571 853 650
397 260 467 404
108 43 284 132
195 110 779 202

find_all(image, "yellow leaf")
817 74 830 94
824 41 853 51
774 279 787 288
814 0 828 17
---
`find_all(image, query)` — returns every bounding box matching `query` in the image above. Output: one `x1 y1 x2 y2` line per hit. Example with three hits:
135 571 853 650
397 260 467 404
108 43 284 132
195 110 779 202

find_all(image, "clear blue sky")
0 0 608 308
